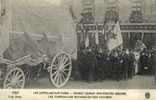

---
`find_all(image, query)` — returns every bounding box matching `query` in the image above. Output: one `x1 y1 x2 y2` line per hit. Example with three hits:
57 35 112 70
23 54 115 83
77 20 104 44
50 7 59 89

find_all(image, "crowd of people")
139 48 154 75
78 47 155 82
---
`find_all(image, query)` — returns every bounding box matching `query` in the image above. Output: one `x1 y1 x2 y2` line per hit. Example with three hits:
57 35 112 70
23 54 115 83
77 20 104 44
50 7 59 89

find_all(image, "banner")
107 21 123 51
95 31 99 45
85 34 89 48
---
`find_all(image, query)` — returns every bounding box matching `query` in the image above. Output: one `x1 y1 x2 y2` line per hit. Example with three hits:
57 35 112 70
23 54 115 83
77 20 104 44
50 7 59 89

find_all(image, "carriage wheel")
49 52 72 88
3 67 25 89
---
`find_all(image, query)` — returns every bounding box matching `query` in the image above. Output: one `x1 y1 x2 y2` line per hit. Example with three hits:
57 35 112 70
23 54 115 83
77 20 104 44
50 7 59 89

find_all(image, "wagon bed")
0 34 73 88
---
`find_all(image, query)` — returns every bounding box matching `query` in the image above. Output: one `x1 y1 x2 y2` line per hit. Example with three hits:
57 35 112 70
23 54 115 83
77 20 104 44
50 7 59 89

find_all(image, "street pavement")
25 75 156 89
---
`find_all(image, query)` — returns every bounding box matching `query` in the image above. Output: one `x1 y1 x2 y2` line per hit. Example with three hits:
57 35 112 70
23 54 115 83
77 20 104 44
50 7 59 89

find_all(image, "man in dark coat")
95 49 103 81
85 48 97 82
79 49 88 81
118 51 124 80
128 50 135 78
105 51 111 79
95 48 108 81
120 49 129 80
109 52 114 79
110 51 119 80
101 50 110 80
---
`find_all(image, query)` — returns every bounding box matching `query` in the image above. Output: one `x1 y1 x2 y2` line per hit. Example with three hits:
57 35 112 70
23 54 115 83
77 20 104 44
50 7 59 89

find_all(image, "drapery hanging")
0 0 12 55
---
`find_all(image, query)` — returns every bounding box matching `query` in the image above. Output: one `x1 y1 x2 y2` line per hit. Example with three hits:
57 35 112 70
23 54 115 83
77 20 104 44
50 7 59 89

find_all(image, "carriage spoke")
63 63 71 69
18 79 24 83
15 71 20 78
63 57 69 65
56 73 60 85
55 72 60 85
62 73 66 81
61 70 68 77
18 78 25 84
59 73 63 84
51 65 58 70
16 74 24 80
63 68 72 71
12 71 17 78
53 72 59 83
16 82 23 88
58 71 64 85
60 71 65 82
51 70 58 77
63 56 68 64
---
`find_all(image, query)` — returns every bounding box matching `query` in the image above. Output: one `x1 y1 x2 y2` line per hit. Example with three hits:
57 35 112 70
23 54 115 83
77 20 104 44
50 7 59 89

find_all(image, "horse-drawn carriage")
0 0 77 88
0 35 73 88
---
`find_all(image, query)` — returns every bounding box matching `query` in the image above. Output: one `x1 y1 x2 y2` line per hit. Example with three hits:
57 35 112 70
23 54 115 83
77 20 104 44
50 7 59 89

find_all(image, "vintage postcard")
0 0 156 100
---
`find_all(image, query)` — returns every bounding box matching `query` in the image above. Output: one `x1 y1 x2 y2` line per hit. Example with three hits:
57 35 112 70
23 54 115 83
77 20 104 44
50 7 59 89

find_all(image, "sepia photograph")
0 0 156 91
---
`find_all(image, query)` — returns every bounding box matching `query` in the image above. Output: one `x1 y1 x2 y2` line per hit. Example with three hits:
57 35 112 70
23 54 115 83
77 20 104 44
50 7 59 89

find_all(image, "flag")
69 5 77 23
107 21 123 51
85 34 89 48
102 25 105 35
95 31 99 45
95 24 99 45
104 31 107 40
